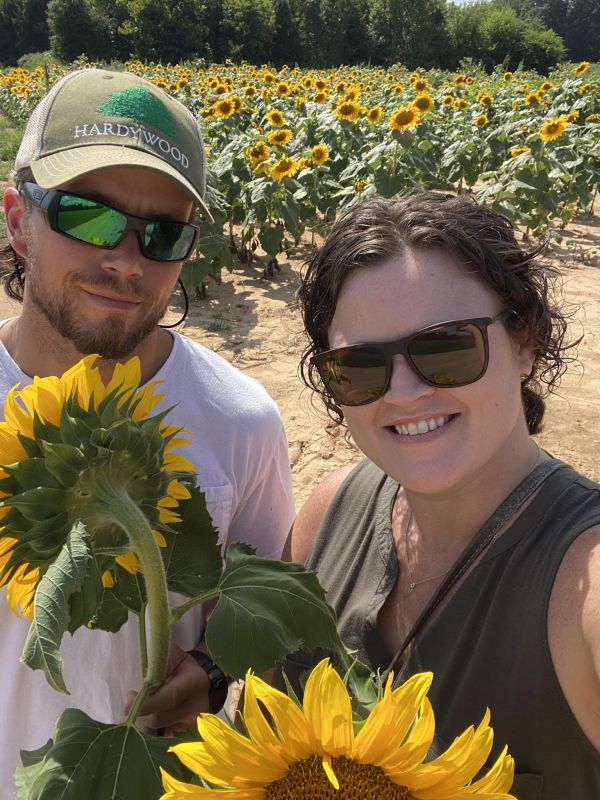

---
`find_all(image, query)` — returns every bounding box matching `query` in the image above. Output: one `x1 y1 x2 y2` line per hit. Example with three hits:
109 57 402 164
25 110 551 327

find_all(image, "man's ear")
4 187 29 259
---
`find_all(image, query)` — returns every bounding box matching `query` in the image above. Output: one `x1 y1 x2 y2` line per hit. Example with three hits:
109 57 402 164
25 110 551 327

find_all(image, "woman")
286 192 600 798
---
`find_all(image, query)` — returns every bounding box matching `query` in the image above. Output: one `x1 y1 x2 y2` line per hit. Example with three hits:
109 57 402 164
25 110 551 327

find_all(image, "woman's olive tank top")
302 457 600 799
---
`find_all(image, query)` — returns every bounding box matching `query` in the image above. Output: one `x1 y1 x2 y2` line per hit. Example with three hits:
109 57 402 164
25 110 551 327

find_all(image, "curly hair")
298 191 578 435
0 165 33 302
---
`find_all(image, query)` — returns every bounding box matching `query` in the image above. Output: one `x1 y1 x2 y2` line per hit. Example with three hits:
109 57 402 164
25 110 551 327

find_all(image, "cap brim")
31 145 214 223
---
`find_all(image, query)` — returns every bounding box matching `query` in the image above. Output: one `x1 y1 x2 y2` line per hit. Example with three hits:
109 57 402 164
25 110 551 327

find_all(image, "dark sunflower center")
264 755 411 799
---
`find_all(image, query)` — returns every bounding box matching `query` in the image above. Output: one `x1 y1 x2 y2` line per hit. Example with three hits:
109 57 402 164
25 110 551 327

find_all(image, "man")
1 68 295 795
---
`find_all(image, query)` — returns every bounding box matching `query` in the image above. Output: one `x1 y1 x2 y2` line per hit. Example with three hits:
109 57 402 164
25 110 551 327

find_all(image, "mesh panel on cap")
15 70 87 168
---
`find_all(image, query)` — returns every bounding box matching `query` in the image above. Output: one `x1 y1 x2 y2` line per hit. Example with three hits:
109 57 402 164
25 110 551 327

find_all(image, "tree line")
0 0 597 71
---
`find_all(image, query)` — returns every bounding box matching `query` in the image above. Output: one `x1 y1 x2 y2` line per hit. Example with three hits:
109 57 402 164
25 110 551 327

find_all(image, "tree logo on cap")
96 87 175 137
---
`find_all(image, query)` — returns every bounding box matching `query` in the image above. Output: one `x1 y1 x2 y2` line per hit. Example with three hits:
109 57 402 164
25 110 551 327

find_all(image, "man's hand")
124 642 210 736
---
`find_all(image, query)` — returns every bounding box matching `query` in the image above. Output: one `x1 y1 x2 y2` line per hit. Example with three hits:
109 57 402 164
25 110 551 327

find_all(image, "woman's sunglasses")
21 182 199 263
311 314 507 407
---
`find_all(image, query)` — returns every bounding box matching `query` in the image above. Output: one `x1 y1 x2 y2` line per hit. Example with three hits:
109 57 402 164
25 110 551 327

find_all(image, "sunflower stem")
170 589 219 625
137 597 149 678
109 489 171 724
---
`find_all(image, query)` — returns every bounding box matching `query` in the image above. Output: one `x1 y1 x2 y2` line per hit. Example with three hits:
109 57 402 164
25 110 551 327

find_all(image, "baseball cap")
15 68 213 221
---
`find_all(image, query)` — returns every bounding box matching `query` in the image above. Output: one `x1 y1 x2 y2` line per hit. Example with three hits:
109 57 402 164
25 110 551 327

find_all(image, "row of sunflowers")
1 58 599 282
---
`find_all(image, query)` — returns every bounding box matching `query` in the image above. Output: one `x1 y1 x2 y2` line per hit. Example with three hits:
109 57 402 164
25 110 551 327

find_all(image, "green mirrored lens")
57 195 126 247
144 222 194 261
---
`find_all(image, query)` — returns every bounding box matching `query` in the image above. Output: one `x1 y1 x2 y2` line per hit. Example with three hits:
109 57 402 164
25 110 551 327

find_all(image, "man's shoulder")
163 332 281 421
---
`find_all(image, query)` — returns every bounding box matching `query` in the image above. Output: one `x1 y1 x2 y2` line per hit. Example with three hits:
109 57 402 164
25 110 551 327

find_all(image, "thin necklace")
402 444 543 597
403 511 451 596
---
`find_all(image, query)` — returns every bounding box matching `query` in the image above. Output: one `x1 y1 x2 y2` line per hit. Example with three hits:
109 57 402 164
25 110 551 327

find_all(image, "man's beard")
26 261 170 360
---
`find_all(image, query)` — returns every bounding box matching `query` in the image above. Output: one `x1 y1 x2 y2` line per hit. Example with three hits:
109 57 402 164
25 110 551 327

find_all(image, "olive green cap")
15 68 212 221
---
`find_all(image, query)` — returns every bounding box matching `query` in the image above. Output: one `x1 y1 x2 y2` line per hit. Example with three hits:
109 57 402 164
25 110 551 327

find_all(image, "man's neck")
0 310 174 385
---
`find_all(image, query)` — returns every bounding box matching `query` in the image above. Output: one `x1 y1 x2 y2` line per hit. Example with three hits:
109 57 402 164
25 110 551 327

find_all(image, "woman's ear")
4 187 29 259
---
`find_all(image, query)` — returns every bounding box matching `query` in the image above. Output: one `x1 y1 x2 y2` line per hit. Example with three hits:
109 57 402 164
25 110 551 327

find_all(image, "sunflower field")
1 58 599 283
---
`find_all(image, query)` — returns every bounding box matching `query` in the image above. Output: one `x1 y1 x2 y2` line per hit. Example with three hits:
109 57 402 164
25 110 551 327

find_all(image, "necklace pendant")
407 581 416 595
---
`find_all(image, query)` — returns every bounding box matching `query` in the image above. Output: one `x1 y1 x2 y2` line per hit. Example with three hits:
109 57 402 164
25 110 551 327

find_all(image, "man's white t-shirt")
0 329 295 797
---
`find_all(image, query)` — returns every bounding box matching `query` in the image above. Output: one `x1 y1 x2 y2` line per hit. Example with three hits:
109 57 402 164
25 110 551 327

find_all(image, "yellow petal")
160 767 265 799
321 752 339 789
101 570 115 588
116 553 142 574
303 659 353 758
172 714 287 788
163 452 196 474
158 507 183 524
153 530 168 548
405 710 493 795
167 480 192 501
4 387 33 438
353 671 433 765
250 673 317 760
381 696 436 776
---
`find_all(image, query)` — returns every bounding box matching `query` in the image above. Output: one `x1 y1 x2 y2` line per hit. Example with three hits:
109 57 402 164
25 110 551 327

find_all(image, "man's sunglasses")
311 314 508 407
21 182 199 263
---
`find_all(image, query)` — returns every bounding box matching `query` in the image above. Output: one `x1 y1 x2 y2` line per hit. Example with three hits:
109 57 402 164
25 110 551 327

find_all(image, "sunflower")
411 93 435 114
477 93 493 106
334 100 361 121
213 98 236 118
474 114 488 128
575 61 590 75
524 92 542 106
276 82 290 96
585 114 600 123
366 105 383 124
270 157 299 181
392 83 405 95
244 85 257 98
539 81 553 92
311 143 329 165
566 110 580 123
390 106 420 130
441 95 454 107
539 116 568 142
262 71 277 84
245 141 270 164
411 77 429 93
0 356 195 619
313 90 328 103
503 72 513 81
162 659 516 800
510 146 529 158
577 83 592 95
454 98 468 110
266 109 286 127
267 128 293 146
453 74 467 87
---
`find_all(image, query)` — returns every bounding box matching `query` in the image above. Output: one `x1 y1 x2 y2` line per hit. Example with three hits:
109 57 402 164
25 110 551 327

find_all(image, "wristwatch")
187 649 229 714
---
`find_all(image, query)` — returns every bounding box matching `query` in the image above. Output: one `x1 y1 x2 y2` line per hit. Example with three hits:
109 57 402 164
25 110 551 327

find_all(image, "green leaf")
91 570 145 632
21 709 195 800
206 543 339 679
42 442 86 488
14 740 53 800
21 523 92 693
162 484 223 598
258 223 285 257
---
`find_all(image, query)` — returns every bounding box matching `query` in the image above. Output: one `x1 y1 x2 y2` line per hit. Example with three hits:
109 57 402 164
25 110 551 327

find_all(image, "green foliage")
17 710 194 800
0 113 23 161
205 541 340 679
220 0 276 64
505 0 600 62
122 0 208 62
368 0 450 68
47 0 112 61
21 523 93 693
0 0 49 66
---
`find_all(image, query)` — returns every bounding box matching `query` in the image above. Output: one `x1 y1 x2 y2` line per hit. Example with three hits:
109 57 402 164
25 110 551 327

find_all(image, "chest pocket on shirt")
202 484 234 547
511 773 543 799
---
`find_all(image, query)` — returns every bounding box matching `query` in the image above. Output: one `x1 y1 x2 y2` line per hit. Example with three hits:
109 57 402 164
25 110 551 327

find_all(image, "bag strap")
383 459 566 683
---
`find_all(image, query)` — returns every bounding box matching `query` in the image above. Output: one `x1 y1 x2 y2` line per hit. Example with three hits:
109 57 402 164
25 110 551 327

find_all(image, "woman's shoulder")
282 462 359 564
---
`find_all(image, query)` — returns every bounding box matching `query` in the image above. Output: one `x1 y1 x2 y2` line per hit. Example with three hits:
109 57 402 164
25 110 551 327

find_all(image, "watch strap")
187 649 228 714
